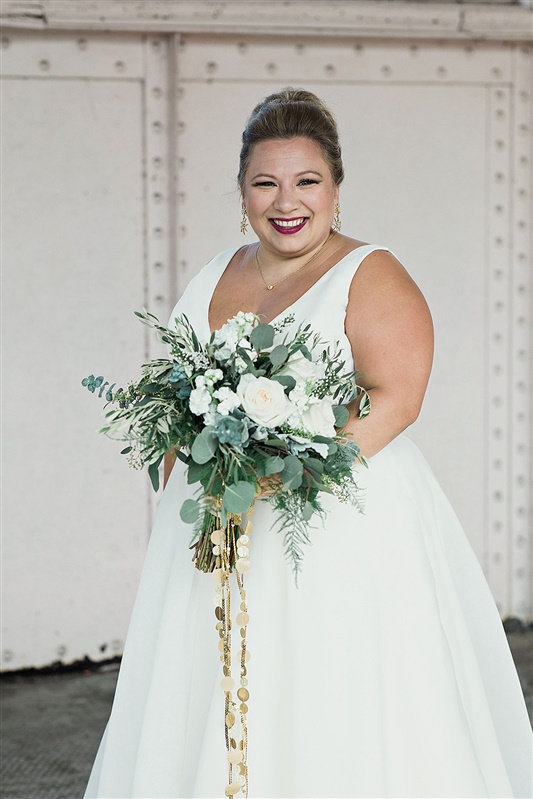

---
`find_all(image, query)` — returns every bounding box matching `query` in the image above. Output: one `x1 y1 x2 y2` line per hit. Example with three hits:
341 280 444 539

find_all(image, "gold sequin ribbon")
212 507 253 798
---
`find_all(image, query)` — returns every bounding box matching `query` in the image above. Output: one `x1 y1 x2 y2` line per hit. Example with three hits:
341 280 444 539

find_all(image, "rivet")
1 36 10 49
409 45 419 54
152 156 163 168
266 62 277 74
517 218 526 228
177 86 185 99
437 66 447 77
520 46 531 56
516 380 526 391
493 427 502 439
496 109 505 119
517 442 526 453
151 39 162 50
112 639 122 652
115 60 126 73
354 44 364 53
494 173 505 183
77 37 88 50
517 411 526 422
517 284 526 294
491 67 502 78
295 43 305 54
516 475 525 486
519 90 529 101
517 349 526 360
325 64 336 75
493 520 502 531
38 58 50 71
492 552 502 564
516 534 526 546
178 191 186 203
493 490 503 501
494 235 504 244
381 65 392 76
180 260 188 270
515 568 525 578
206 61 217 73
493 363 502 374
177 120 185 133
494 300 504 311
495 140 505 150
516 506 526 517
154 261 163 270
517 189 527 198
152 121 163 133
494 205 504 215
152 86 163 98
493 268 504 278
57 644 67 657
493 332 503 343
180 225 187 237
519 123 529 133
516 316 526 326
496 89 505 99
154 294 164 303
2 649 13 662
519 155 529 165
464 45 474 54
237 42 248 54
152 192 163 203
492 396 502 407
493 458 502 469
178 157 186 168
153 226 163 238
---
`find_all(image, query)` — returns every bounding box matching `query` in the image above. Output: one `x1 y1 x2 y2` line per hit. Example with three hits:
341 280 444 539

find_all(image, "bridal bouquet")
82 308 370 799
82 309 370 579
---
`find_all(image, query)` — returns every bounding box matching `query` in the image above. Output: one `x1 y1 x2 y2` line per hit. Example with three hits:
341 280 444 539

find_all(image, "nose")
272 183 299 215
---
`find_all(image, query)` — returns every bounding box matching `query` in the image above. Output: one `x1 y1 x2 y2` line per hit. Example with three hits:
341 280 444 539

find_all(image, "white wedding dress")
85 244 532 798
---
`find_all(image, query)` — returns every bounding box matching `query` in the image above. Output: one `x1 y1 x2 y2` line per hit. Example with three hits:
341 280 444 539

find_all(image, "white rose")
237 374 294 428
189 386 212 416
281 352 318 381
214 386 241 416
301 398 337 437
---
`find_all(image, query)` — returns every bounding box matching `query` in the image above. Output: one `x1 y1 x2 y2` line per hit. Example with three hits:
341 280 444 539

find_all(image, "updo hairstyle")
238 87 344 189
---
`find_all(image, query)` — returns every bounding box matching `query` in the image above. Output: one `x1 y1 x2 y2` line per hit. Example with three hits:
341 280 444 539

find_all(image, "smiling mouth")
269 217 308 234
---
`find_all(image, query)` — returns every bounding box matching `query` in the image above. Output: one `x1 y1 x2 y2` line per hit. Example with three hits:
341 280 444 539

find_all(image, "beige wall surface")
1 1 532 669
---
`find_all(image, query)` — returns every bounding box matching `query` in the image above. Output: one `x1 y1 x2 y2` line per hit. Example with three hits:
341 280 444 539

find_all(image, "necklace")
255 233 335 291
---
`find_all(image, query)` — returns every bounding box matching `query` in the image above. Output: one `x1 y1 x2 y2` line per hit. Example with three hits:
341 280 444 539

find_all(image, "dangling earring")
332 203 341 233
240 204 248 235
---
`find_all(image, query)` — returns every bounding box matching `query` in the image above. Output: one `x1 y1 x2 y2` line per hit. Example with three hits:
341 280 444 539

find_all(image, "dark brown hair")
238 87 344 189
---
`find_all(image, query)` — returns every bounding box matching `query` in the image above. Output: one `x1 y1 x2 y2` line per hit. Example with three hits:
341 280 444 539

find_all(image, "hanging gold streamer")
211 508 253 798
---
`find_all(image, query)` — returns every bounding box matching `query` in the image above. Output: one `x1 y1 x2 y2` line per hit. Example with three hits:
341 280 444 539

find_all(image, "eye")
298 179 319 186
253 181 276 187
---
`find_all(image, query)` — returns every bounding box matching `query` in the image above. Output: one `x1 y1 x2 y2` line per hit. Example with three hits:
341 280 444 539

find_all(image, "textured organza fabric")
85 245 532 798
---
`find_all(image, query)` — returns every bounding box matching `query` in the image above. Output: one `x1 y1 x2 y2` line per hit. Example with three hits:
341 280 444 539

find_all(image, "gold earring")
332 203 341 233
240 204 248 235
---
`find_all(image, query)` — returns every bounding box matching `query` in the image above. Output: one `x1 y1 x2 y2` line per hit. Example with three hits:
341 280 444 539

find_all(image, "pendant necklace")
255 233 337 291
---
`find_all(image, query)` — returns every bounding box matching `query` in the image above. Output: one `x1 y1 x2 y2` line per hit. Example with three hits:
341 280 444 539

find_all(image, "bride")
85 88 532 798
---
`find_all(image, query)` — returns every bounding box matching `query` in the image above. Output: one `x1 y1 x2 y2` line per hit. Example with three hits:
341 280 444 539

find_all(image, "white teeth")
272 218 305 228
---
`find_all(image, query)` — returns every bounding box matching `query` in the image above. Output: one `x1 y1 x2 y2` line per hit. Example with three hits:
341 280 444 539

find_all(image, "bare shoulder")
345 247 434 393
347 248 432 326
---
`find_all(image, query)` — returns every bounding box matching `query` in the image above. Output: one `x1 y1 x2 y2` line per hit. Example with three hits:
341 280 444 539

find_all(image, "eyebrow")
250 170 324 181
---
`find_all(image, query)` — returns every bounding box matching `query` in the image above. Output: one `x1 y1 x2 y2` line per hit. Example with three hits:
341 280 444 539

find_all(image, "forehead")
246 137 329 175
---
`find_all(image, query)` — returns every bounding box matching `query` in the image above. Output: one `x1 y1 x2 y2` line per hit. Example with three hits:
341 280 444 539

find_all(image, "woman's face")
242 137 339 258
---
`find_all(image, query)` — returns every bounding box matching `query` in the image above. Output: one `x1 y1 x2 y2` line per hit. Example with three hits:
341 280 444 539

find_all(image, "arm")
343 250 434 458
163 449 177 488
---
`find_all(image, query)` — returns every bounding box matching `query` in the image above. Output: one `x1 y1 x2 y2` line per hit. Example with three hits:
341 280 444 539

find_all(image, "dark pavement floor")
1 629 532 799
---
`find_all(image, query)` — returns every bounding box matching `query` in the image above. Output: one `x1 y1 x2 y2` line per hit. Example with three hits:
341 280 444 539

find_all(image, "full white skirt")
85 435 532 798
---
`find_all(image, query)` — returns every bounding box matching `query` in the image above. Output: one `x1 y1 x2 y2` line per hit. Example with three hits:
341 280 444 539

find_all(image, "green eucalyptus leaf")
180 498 201 524
302 501 314 521
270 374 296 393
269 344 289 368
191 428 218 464
260 455 285 476
281 455 303 490
222 480 256 514
250 323 275 351
333 405 350 428
148 462 160 492
120 446 132 455
358 391 371 418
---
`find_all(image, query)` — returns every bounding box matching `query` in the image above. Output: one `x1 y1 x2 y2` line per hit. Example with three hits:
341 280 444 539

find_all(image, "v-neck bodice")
168 243 392 372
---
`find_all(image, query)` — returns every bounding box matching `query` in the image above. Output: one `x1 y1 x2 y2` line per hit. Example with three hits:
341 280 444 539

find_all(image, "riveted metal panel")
1 31 167 670
0 29 144 78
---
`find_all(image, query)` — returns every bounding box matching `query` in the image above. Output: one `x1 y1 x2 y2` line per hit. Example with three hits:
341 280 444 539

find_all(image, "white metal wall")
2 20 531 669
